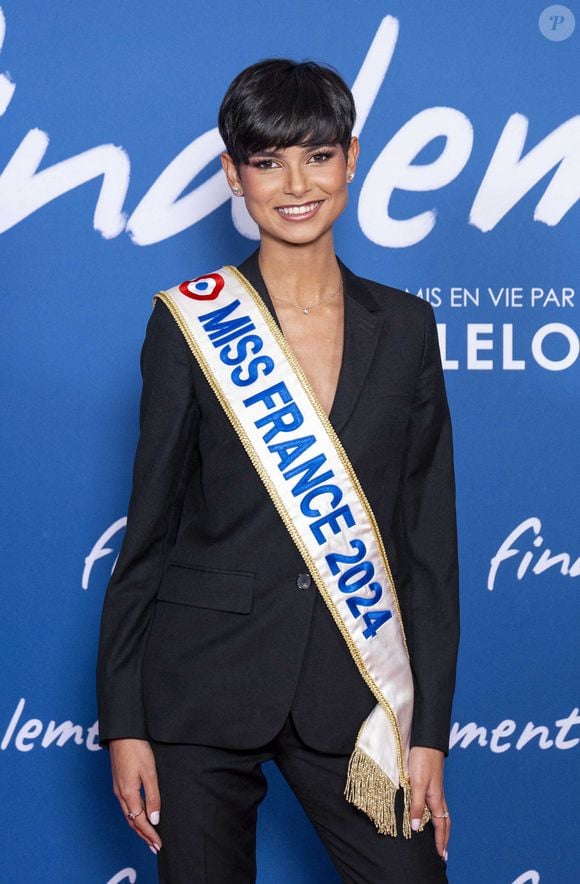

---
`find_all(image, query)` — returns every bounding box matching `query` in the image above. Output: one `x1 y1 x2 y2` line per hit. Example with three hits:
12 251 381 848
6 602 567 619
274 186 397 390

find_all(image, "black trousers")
150 710 448 884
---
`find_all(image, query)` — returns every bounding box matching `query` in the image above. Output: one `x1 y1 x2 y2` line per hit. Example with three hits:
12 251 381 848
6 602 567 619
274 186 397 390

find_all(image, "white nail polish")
411 818 421 831
153 842 161 851
150 810 160 825
443 849 448 861
149 845 158 855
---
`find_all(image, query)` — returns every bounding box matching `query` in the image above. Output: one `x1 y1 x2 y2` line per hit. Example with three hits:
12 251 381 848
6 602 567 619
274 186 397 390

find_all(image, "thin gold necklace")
270 279 343 315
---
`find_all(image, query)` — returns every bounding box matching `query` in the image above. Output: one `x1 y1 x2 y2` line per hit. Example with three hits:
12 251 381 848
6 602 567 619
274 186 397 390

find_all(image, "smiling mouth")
274 200 323 219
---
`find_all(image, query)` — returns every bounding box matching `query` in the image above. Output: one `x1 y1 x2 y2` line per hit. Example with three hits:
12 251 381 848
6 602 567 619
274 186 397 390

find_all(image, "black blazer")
96 246 460 756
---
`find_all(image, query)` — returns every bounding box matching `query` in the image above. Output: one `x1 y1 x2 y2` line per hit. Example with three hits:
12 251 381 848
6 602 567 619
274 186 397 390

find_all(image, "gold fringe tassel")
344 748 431 838
403 774 412 838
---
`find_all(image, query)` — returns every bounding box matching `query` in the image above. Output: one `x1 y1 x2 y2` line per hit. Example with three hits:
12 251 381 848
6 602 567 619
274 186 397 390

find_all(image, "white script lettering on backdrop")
82 517 127 590
512 873 540 884
488 517 580 590
106 869 137 884
449 708 579 751
0 10 578 248
1 698 101 751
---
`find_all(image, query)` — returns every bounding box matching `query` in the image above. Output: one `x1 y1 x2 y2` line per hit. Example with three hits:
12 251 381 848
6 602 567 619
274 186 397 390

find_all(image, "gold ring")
127 808 144 821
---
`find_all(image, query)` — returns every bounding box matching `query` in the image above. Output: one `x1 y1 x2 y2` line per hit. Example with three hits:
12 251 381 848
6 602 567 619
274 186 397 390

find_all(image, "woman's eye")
309 151 334 163
251 159 277 169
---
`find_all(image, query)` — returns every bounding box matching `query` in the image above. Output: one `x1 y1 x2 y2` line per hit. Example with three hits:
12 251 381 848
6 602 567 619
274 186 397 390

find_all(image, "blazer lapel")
236 247 384 435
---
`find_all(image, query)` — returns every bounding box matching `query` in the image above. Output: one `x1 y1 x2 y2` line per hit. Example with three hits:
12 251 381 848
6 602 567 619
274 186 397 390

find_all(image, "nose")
283 163 311 198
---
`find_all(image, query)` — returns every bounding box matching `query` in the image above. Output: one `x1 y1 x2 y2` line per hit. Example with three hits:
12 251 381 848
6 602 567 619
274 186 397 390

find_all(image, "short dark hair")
218 58 356 169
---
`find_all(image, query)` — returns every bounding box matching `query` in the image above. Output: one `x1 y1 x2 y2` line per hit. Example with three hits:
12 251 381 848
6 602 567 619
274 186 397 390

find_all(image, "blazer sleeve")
391 300 460 757
96 297 198 749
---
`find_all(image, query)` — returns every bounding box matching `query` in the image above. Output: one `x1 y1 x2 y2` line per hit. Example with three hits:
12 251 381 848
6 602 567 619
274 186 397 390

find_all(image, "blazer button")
296 572 312 590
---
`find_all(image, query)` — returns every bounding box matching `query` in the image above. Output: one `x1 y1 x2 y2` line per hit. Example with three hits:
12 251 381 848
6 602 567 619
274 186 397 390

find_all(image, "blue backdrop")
1 2 578 882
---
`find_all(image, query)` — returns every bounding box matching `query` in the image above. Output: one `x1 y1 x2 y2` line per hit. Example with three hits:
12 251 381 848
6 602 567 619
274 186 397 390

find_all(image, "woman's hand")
109 738 163 855
408 745 450 861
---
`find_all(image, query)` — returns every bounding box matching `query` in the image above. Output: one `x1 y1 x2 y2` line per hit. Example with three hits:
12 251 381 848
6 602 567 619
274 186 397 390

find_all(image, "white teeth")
276 201 320 216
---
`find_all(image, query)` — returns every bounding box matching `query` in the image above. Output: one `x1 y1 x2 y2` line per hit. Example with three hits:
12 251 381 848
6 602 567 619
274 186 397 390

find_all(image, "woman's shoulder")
139 292 193 370
350 268 433 322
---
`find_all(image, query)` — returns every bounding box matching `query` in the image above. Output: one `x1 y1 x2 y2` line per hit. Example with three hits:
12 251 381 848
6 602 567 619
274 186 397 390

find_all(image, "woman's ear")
346 136 360 179
220 151 243 195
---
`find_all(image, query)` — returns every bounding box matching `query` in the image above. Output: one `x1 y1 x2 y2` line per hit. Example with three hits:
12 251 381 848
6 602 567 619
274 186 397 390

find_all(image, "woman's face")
221 136 359 245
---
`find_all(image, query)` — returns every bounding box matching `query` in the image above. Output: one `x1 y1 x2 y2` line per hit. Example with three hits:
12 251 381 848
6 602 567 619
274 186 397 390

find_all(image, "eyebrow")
251 143 335 158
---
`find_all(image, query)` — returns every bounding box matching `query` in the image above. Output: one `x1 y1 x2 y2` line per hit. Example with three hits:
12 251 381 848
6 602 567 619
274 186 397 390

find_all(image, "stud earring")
347 172 354 182
232 186 242 195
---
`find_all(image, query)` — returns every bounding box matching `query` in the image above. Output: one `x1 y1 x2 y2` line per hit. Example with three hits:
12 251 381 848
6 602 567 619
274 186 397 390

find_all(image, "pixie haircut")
218 58 356 169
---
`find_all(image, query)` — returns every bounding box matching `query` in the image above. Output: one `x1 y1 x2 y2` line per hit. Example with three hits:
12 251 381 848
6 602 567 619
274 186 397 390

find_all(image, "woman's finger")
408 745 444 834
117 787 162 854
141 766 162 828
428 796 450 860
409 779 428 831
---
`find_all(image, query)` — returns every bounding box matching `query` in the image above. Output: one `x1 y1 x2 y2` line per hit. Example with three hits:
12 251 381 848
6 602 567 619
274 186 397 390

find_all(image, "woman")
97 58 460 883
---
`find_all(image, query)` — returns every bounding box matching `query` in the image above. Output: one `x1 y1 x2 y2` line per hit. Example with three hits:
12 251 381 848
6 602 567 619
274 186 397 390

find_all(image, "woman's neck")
257 234 342 308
